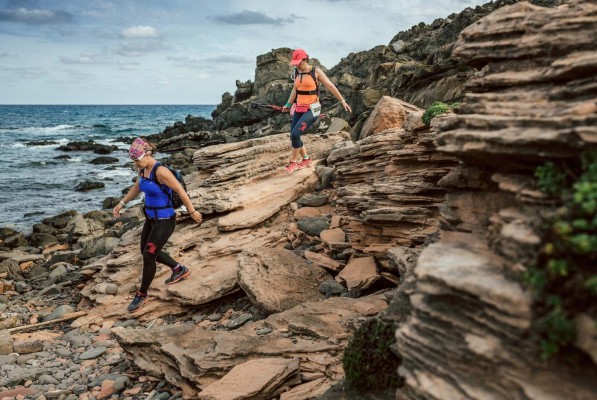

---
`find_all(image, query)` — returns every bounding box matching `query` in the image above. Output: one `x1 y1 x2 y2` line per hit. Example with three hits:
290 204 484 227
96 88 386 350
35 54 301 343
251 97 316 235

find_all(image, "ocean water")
0 105 216 233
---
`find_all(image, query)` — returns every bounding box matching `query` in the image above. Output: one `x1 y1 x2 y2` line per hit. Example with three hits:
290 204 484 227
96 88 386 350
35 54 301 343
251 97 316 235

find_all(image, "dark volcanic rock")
74 181 105 192
56 140 118 154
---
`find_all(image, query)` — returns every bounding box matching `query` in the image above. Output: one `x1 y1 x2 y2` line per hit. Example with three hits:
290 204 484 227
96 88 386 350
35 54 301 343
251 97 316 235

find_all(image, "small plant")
530 151 597 359
422 101 458 126
535 162 568 196
342 318 402 391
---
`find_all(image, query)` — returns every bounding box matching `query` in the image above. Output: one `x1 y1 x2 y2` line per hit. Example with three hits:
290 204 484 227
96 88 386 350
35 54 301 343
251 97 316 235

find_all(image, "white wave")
94 169 134 179
66 157 82 162
21 124 77 133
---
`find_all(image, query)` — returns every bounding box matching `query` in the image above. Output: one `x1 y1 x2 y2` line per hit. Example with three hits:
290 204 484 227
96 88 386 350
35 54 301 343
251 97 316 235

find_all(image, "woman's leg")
139 217 177 294
290 110 316 169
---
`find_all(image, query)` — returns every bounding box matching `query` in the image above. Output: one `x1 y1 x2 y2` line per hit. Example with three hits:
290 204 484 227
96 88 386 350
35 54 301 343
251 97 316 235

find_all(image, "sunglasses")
132 152 146 162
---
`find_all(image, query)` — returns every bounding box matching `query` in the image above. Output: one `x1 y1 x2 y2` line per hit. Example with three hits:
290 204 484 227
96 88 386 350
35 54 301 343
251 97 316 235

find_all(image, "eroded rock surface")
396 2 597 399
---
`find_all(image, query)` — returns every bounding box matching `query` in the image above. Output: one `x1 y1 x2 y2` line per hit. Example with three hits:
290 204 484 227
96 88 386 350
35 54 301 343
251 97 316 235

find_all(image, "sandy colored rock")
359 96 423 140
198 358 300 400
304 251 344 272
237 248 330 314
335 256 380 291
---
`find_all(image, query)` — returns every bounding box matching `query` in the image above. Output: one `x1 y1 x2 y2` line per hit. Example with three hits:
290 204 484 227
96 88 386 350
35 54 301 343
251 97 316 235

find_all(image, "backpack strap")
293 67 320 97
147 162 173 209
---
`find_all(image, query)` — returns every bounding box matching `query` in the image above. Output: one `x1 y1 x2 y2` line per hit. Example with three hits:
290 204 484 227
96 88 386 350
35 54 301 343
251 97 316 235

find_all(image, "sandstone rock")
13 340 43 354
335 256 380 291
0 329 13 355
237 248 330 314
396 2 597 396
279 377 333 400
359 96 423 140
304 251 344 272
113 294 388 394
575 313 597 365
198 358 300 400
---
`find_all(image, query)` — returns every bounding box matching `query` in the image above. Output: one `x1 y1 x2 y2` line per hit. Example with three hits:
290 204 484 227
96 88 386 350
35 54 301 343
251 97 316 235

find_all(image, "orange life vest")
293 67 319 106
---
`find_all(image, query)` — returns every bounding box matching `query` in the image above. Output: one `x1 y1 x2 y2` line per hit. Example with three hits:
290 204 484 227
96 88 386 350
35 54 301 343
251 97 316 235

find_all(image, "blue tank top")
139 162 175 220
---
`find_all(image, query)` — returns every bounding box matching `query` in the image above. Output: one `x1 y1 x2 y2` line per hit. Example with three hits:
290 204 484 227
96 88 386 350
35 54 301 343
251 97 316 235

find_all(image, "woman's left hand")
190 210 203 225
341 100 352 113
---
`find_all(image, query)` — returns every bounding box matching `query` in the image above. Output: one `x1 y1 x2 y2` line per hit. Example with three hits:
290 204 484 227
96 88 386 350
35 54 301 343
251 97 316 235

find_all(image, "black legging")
139 216 178 293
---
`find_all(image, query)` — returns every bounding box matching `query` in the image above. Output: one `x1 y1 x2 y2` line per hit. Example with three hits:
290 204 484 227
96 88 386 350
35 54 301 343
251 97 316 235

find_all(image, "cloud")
205 55 253 64
59 53 111 64
0 51 10 57
115 39 164 57
117 61 140 71
0 65 45 79
0 1 74 25
211 10 298 26
121 25 158 39
167 55 252 70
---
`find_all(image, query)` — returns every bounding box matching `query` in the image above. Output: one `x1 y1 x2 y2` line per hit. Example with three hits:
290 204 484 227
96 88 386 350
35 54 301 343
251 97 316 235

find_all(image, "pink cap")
291 48 308 65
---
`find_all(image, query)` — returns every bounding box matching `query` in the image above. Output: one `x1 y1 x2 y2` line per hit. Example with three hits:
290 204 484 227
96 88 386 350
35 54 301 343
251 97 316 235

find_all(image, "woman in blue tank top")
112 138 203 312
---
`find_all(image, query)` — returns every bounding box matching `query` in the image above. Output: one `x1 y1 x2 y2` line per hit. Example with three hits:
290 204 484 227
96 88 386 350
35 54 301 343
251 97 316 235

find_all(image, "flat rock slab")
238 248 331 314
166 255 239 305
320 228 349 250
198 358 300 400
336 256 380 291
304 251 344 272
217 170 319 231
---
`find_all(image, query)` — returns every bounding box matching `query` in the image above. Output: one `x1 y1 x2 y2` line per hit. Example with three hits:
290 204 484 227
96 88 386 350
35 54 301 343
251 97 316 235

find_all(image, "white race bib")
309 102 321 117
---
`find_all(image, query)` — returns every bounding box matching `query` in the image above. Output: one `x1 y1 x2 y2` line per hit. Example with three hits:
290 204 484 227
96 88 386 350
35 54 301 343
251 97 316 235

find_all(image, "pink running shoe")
297 157 312 169
285 160 299 174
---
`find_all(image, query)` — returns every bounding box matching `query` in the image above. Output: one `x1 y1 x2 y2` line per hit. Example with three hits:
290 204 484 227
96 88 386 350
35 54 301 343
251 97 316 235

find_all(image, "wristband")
284 102 291 108
118 200 126 207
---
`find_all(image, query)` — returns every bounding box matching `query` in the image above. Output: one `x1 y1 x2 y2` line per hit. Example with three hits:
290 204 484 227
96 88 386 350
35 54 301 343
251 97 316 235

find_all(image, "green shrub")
535 162 568 196
530 151 597 359
343 318 402 392
422 102 460 126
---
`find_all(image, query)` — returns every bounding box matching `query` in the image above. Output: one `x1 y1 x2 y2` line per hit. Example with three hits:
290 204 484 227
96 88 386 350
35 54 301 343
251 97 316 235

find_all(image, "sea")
0 105 216 234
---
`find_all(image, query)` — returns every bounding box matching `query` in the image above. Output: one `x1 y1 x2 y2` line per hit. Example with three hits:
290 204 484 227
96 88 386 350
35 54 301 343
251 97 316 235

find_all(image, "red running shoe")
285 160 299 174
297 157 312 169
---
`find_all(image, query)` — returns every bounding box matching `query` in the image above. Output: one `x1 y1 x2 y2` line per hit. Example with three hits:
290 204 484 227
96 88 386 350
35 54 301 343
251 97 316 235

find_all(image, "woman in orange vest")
282 48 352 173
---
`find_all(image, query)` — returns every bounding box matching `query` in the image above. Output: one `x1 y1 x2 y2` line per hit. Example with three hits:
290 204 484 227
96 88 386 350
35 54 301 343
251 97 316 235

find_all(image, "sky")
0 0 489 105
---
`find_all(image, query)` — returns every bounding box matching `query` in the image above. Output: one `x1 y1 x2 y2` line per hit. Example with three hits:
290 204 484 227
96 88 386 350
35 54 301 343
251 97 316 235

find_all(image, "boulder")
237 248 330 314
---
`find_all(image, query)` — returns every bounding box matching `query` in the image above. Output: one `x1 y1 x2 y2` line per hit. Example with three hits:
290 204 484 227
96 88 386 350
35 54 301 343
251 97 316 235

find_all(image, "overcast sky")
0 0 488 105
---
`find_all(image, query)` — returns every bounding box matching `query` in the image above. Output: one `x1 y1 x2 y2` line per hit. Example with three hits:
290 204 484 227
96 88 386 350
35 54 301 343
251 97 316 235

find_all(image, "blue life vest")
140 162 175 220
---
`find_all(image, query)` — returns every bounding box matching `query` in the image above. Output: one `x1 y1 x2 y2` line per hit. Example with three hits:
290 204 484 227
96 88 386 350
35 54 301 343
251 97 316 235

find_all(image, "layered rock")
189 131 350 231
79 130 348 323
395 1 597 398
112 294 388 398
329 97 458 268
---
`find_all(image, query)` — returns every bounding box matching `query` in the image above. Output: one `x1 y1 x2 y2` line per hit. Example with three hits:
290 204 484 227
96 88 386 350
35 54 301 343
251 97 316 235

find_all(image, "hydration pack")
151 164 187 209
291 66 320 100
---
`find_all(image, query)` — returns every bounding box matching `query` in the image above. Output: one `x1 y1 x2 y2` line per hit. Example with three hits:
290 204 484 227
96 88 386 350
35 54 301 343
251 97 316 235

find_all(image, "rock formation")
395 1 597 399
2 1 593 399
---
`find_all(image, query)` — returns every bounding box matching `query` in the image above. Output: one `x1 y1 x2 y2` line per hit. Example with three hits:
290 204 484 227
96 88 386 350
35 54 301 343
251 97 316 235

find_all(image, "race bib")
309 102 321 117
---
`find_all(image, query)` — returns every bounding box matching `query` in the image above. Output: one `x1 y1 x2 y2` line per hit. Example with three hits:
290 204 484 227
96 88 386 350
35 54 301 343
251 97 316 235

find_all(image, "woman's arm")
316 68 352 113
156 167 202 224
112 179 141 217
282 87 297 112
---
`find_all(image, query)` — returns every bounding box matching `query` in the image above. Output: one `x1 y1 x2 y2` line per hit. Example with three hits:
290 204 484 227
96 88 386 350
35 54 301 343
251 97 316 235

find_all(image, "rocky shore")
2 1 595 399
